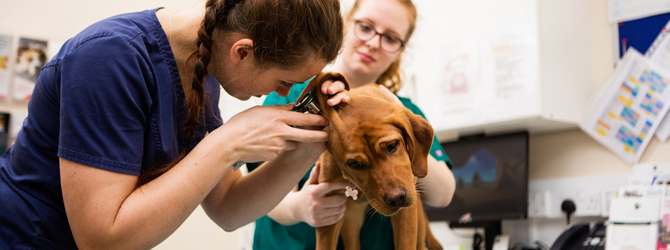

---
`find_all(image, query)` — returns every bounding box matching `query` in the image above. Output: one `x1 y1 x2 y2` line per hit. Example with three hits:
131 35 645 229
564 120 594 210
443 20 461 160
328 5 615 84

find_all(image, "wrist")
286 192 304 224
204 126 242 166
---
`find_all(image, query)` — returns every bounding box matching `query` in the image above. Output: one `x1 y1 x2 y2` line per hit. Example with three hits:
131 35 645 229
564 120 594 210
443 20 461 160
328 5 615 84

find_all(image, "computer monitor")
0 112 9 155
425 131 529 250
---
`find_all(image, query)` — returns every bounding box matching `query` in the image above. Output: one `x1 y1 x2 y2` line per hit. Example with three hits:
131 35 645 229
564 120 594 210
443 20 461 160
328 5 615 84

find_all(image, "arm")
201 141 321 230
61 105 331 249
417 156 456 207
61 131 237 249
262 163 347 227
201 79 350 231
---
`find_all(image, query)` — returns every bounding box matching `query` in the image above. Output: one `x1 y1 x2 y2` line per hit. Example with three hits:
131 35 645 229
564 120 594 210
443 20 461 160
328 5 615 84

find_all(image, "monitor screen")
425 131 529 225
0 112 9 155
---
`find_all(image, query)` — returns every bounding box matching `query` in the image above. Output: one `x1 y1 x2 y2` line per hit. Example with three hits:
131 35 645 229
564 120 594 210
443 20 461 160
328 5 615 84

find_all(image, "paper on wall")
0 34 12 98
646 20 670 142
12 37 47 101
580 48 670 165
609 0 670 23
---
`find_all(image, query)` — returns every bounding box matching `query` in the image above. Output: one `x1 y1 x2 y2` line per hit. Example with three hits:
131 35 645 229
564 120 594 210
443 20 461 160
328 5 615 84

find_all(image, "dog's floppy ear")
302 72 350 122
399 109 434 178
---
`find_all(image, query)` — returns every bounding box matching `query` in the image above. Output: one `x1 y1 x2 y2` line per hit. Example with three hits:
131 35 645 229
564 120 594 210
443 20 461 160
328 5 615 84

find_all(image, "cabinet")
404 0 613 141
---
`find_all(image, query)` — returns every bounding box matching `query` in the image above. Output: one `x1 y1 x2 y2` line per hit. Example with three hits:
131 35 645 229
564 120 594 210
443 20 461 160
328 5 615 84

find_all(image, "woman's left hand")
320 79 350 106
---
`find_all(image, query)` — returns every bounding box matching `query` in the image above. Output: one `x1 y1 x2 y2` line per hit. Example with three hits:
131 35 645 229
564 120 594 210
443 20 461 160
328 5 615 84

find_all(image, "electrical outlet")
528 191 551 218
560 190 602 217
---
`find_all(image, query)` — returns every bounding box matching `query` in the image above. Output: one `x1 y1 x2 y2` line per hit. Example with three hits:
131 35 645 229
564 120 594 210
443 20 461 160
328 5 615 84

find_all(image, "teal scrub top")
250 82 452 250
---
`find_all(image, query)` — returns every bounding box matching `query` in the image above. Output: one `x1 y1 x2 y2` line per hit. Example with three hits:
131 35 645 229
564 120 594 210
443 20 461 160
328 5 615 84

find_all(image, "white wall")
3 0 670 249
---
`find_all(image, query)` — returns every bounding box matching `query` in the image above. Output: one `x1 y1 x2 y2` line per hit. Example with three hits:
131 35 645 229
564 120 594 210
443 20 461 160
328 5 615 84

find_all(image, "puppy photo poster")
13 37 47 101
0 34 12 98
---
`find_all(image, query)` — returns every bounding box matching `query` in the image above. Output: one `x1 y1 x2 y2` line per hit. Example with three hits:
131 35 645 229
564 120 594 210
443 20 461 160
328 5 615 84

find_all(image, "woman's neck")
159 9 202 94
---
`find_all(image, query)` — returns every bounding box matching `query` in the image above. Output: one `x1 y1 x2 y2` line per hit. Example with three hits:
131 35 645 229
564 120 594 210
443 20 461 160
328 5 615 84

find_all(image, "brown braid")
138 0 244 186
138 0 343 186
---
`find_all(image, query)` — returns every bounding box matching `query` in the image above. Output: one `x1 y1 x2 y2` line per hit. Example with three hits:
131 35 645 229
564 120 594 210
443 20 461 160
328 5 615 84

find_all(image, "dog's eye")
386 141 399 154
346 159 364 170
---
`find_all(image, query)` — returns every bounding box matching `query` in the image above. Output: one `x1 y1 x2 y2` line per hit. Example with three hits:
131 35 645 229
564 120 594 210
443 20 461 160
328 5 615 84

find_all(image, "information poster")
647 20 670 141
581 48 670 164
13 37 47 101
437 36 481 124
0 35 12 98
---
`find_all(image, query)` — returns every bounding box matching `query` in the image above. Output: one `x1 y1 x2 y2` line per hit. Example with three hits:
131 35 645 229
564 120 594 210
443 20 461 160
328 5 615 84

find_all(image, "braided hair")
138 0 344 185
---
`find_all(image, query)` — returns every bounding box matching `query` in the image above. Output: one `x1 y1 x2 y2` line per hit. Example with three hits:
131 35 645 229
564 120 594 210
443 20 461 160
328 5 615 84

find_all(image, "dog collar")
292 89 321 115
345 181 358 200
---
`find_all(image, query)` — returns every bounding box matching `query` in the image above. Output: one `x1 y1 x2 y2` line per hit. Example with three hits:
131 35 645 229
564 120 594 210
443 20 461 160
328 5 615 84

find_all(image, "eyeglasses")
353 20 406 53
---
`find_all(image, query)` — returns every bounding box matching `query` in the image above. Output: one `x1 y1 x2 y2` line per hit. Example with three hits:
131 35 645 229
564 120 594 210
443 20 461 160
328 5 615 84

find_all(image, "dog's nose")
384 186 408 207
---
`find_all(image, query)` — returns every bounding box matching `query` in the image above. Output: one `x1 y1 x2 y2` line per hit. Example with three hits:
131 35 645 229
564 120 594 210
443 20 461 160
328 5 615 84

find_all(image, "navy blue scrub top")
0 8 222 249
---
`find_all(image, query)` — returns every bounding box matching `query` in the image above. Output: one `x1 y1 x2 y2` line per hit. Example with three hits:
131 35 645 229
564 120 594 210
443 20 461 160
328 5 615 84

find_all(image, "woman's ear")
229 38 254 64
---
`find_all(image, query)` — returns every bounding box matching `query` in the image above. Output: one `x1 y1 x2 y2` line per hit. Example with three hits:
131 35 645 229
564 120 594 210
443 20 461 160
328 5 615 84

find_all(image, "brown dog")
303 72 442 250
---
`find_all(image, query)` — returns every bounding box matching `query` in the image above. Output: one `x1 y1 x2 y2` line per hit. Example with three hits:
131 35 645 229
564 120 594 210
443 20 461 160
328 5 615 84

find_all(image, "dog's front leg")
316 218 344 250
391 205 419 250
339 200 368 250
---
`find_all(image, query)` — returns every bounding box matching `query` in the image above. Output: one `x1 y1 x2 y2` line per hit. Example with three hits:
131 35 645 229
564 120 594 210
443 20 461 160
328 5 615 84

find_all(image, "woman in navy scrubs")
0 0 347 248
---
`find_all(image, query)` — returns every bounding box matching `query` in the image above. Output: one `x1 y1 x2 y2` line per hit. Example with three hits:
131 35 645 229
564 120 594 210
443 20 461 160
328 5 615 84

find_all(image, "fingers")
311 206 346 227
283 112 329 127
307 194 346 227
321 80 350 106
315 181 348 197
320 79 341 95
326 91 350 106
307 162 321 185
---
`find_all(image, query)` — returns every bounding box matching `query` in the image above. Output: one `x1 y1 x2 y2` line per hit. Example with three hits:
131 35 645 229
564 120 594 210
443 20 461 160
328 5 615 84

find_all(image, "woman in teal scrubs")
249 0 457 248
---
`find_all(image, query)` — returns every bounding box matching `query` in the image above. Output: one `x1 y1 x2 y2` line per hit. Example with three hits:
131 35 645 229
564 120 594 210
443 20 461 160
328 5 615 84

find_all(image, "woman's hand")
292 162 348 227
219 104 330 164
320 79 350 106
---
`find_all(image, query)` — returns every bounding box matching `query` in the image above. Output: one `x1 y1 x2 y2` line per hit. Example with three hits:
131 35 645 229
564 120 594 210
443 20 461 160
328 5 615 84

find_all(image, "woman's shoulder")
396 95 426 117
55 9 162 61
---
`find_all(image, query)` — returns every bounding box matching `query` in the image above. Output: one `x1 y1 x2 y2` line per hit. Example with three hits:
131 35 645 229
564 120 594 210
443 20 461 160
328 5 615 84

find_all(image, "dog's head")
310 72 434 216
15 45 47 78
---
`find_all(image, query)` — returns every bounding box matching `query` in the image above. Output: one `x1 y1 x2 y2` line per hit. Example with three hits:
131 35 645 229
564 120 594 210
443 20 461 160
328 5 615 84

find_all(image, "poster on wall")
0 34 13 98
437 36 482 125
479 26 540 120
645 19 670 142
13 37 47 101
432 25 539 129
580 48 670 165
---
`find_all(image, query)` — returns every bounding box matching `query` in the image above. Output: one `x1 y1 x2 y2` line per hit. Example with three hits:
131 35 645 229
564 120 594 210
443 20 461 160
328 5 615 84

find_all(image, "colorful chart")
581 48 670 164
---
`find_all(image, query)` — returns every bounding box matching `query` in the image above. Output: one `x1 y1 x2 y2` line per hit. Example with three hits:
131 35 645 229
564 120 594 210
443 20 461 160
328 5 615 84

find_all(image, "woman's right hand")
217 104 330 164
293 162 348 227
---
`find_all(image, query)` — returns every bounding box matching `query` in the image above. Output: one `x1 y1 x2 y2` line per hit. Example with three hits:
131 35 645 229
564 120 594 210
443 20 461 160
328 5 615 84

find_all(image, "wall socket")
527 174 629 219
560 190 602 217
528 191 551 218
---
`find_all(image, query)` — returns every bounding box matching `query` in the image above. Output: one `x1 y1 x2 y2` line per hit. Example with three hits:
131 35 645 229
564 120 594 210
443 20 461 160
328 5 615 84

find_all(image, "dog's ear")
305 72 350 125
399 109 434 178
